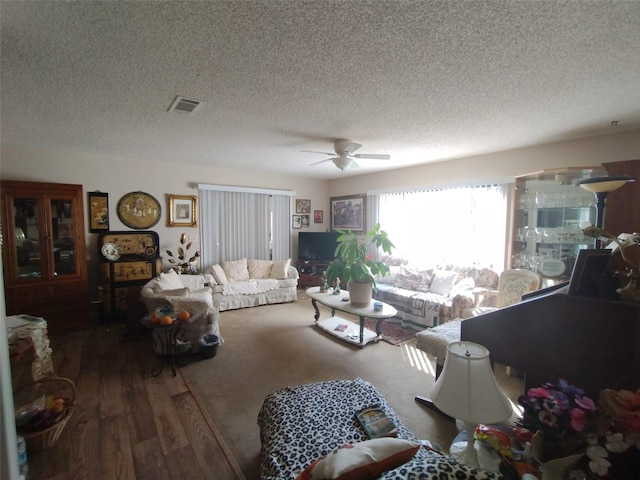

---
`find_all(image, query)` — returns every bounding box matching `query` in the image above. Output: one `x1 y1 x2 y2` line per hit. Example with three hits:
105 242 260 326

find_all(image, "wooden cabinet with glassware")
1 180 88 334
510 167 606 285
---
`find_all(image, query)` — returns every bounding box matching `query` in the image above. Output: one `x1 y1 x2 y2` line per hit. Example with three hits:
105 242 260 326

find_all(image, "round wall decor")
116 191 161 230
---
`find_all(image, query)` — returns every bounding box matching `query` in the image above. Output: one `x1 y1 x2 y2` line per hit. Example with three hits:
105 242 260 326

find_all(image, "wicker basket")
14 377 76 452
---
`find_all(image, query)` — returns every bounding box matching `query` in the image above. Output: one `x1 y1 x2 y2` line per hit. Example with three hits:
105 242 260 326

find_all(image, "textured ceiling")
1 1 639 179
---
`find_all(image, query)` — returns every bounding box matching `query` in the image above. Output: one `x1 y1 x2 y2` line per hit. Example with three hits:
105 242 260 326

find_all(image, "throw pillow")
270 259 291 279
210 264 229 285
248 259 274 279
394 266 429 291
222 258 249 282
295 438 420 480
449 276 476 297
429 270 459 296
155 270 185 291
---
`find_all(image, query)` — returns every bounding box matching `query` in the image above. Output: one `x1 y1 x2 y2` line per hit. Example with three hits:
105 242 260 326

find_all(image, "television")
298 231 341 262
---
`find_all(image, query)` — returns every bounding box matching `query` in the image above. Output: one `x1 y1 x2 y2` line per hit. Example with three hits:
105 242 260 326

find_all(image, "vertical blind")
198 185 293 268
371 184 508 269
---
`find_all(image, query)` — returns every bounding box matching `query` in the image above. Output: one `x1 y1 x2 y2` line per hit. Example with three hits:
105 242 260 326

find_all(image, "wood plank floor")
22 325 246 480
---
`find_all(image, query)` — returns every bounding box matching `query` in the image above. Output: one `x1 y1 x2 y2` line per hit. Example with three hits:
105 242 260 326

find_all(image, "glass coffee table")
306 286 398 347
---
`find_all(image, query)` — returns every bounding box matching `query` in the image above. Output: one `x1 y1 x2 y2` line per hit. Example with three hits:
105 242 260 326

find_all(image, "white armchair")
461 269 541 319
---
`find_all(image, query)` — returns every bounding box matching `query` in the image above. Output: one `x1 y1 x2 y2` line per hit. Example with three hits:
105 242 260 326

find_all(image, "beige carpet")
181 296 524 479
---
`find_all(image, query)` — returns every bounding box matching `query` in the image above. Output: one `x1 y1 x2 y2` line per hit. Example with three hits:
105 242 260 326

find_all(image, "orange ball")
160 316 174 325
178 310 191 322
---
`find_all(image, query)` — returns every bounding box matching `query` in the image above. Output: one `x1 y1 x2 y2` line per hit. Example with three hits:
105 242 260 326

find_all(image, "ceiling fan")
303 139 391 171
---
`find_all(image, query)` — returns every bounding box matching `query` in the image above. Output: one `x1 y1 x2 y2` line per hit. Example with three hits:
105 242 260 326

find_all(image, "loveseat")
372 257 499 329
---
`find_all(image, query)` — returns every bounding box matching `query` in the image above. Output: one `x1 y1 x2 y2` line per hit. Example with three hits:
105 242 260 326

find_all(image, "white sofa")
141 258 299 313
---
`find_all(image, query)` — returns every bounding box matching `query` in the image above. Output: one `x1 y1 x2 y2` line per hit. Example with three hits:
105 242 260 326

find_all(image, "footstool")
415 318 462 377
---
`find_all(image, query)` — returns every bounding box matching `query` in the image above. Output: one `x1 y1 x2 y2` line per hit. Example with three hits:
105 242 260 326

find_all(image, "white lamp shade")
430 341 512 424
575 175 635 193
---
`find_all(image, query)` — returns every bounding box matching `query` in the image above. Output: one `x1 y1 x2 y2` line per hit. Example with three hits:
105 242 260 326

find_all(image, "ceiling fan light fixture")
333 155 353 171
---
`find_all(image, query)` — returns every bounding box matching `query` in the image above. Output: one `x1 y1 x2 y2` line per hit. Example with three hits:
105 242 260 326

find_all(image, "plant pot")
532 431 584 480
347 281 372 307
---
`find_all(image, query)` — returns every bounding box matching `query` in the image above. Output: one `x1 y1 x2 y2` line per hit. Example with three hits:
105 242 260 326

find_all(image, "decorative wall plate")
539 258 565 277
101 243 121 261
116 191 161 229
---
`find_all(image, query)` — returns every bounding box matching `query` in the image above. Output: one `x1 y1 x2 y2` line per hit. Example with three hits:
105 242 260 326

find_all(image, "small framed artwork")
314 210 323 223
568 249 611 297
296 199 311 214
292 215 302 229
169 194 197 227
330 193 366 232
88 191 109 233
301 215 310 227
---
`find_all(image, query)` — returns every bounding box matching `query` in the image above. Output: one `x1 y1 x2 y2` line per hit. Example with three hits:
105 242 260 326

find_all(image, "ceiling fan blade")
301 150 334 156
309 157 335 166
339 141 362 155
353 154 391 160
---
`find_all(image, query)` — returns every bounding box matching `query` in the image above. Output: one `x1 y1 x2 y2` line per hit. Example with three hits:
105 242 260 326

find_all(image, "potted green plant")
325 223 395 306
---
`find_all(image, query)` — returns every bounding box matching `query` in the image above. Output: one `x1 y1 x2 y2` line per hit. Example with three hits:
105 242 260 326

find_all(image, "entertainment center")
296 231 340 289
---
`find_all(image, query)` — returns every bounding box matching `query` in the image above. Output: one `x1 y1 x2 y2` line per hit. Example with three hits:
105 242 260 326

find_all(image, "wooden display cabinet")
1 180 88 334
98 231 160 321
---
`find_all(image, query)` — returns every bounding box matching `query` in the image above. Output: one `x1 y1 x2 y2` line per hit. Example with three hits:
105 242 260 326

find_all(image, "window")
198 185 293 267
374 185 508 269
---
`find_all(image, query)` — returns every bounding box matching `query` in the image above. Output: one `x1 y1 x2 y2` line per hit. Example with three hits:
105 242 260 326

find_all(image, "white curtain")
198 185 293 268
376 185 508 269
271 194 291 261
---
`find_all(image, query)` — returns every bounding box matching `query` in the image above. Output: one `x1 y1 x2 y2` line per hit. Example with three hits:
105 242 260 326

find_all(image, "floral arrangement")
517 379 601 460
165 233 200 273
588 388 640 476
516 379 640 477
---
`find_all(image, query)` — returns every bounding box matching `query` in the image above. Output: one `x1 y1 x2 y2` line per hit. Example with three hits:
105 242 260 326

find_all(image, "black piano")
460 285 640 397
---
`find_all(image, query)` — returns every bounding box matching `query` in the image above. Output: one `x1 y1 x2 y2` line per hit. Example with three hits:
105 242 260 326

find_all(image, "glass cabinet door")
12 196 44 278
50 198 77 275
511 167 605 283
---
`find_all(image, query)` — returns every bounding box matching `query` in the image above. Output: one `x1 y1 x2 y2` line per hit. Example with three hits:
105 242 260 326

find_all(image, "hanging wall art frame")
88 191 109 233
330 193 366 232
117 191 161 230
168 194 198 227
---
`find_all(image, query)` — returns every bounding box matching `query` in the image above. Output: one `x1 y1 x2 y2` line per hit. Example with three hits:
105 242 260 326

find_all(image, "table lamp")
574 175 635 229
429 341 512 468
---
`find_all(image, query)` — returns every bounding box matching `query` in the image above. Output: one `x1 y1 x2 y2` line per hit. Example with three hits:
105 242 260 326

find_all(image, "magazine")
355 406 398 439
334 324 349 332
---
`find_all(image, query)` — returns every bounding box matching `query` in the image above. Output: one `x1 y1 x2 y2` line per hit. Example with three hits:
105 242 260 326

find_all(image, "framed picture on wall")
88 191 109 233
292 215 302 229
168 194 198 227
296 199 311 213
314 210 323 223
330 194 366 232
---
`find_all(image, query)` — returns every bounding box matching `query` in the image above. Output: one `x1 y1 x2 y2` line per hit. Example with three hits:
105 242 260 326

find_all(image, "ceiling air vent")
168 96 203 115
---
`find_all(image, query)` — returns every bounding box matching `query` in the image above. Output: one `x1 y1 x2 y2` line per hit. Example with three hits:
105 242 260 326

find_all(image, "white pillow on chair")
155 270 185 291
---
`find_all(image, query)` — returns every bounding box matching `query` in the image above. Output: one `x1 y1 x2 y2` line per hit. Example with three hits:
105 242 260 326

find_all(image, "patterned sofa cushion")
257 378 500 480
